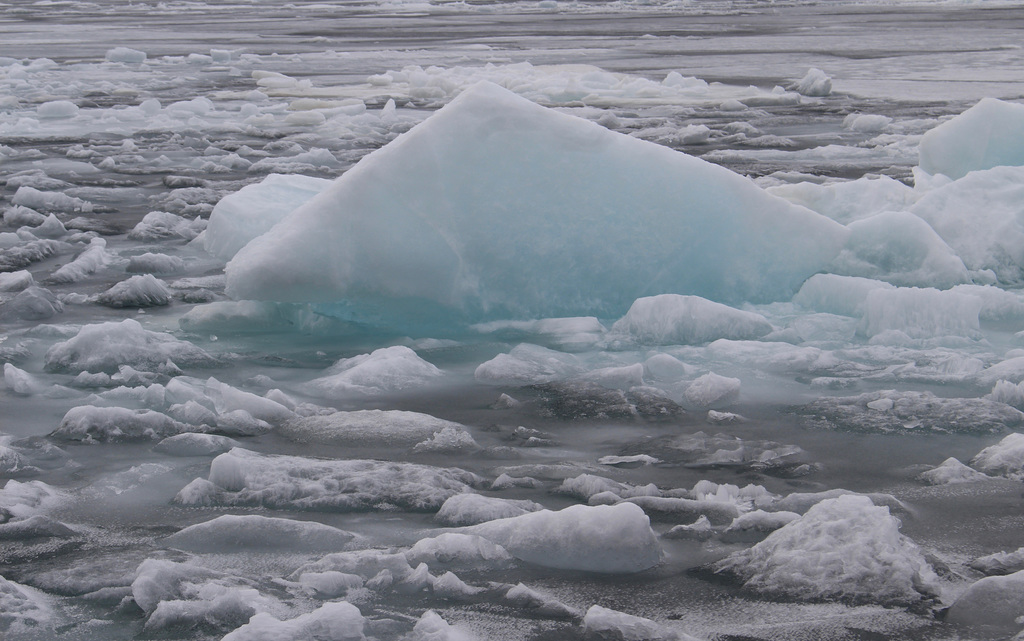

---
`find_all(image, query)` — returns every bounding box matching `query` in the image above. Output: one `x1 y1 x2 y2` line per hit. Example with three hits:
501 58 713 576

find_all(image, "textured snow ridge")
225 81 847 321
463 502 662 573
713 494 939 605
175 448 482 511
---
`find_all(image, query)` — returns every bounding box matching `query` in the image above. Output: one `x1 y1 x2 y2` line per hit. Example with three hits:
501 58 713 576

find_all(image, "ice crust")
714 495 938 604
225 82 847 321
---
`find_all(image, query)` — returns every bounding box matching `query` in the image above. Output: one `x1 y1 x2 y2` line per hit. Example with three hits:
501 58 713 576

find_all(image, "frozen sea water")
3 1 1024 640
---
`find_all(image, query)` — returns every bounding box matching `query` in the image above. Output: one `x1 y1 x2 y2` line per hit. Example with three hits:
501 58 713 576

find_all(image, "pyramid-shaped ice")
225 82 847 323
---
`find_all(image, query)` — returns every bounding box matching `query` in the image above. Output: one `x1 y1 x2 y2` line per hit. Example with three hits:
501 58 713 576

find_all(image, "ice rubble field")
6 1 1024 640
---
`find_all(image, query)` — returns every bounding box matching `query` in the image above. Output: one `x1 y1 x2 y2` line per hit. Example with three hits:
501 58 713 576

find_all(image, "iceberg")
224 82 847 324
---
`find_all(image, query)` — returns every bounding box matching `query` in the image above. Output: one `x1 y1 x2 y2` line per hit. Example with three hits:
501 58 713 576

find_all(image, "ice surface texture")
225 82 847 323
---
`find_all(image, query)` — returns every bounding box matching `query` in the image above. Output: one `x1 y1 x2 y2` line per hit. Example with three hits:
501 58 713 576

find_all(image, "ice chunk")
3 362 44 395
970 432 1024 479
502 582 580 618
918 98 1024 180
44 319 216 373
843 113 891 133
471 316 606 351
179 447 481 511
292 549 414 582
771 489 905 515
917 457 991 485
0 574 53 634
128 211 205 242
793 68 831 97
37 100 79 119
858 287 982 339
163 514 354 552
0 515 75 540
910 165 1024 284
154 433 239 456
296 571 363 598
582 604 699 641
611 294 772 346
12 185 93 214
0 270 34 291
131 558 222 614
95 274 173 308
794 390 1024 434
767 175 918 225
307 346 443 396
205 377 296 424
221 601 365 641
946 569 1024 635
0 285 63 321
205 173 332 260
0 479 64 519
643 353 694 382
53 406 187 443
828 211 969 288
723 510 801 542
555 473 655 501
226 82 847 323
412 424 480 453
683 372 741 409
970 546 1024 576
463 503 661 573
474 343 583 385
435 493 543 526
405 610 477 641
714 495 939 604
105 47 147 63
282 409 466 447
127 252 186 274
405 533 515 571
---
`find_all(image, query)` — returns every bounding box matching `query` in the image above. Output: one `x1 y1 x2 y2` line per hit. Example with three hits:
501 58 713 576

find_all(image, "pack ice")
222 82 847 322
